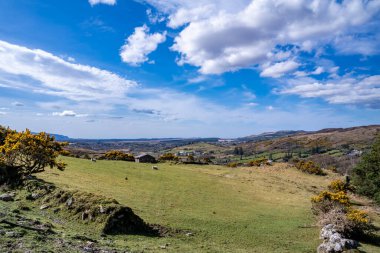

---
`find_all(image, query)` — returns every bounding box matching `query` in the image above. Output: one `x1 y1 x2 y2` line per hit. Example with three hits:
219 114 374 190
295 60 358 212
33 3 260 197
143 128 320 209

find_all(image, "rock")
86 241 95 248
31 192 41 199
5 231 24 238
0 193 14 201
185 232 193 237
320 224 336 240
83 247 94 252
317 225 358 253
99 205 105 214
66 197 73 207
83 241 96 252
26 192 42 200
40 204 50 210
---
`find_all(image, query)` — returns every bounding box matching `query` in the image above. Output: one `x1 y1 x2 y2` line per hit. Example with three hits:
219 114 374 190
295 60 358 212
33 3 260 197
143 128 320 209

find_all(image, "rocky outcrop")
0 192 15 201
102 206 153 235
24 178 160 236
317 224 359 253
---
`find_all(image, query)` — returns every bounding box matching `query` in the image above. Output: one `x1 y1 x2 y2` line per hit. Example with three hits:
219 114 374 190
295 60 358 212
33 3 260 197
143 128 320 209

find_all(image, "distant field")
38 157 380 252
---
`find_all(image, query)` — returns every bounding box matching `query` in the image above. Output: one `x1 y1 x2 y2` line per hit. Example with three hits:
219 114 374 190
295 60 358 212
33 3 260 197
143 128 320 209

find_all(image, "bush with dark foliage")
352 134 380 204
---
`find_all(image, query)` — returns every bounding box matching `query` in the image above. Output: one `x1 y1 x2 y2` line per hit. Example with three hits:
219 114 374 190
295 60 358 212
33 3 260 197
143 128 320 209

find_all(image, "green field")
35 157 379 252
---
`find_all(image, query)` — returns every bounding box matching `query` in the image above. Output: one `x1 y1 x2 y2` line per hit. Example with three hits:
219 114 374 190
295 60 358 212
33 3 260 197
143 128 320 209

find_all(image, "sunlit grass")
36 157 379 252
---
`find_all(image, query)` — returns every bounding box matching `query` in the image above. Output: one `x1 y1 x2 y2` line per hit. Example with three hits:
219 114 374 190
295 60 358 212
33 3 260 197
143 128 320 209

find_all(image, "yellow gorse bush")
295 160 325 175
328 179 347 193
311 190 350 205
311 179 374 236
0 129 67 180
102 150 135 161
346 208 369 224
248 158 270 166
159 153 177 161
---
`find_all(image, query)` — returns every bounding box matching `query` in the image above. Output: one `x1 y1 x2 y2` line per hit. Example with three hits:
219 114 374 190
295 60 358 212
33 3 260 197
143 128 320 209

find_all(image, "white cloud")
167 5 214 28
260 60 300 78
246 102 258 107
145 0 380 75
278 75 380 108
311 66 324 75
120 25 166 66
0 40 137 102
53 110 76 117
53 110 88 117
0 40 256 124
89 0 116 6
334 34 380 55
146 9 166 24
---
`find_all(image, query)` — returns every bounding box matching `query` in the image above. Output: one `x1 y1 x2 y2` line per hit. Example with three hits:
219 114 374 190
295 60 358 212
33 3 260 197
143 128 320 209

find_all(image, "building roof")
135 153 154 158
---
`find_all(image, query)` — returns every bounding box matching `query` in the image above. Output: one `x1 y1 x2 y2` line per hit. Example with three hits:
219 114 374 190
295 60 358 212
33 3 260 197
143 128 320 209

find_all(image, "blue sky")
0 0 379 138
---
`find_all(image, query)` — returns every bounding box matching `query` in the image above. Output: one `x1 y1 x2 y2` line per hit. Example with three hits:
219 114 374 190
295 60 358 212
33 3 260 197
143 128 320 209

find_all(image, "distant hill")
239 130 307 142
241 125 380 153
30 132 71 141
49 133 71 141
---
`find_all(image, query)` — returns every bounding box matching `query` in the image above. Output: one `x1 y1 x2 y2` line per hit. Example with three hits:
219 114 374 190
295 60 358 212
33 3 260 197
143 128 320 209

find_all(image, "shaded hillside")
243 125 380 153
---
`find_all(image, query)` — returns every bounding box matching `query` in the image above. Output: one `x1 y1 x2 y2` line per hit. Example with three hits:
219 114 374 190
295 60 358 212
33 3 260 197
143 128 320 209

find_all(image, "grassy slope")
37 157 379 252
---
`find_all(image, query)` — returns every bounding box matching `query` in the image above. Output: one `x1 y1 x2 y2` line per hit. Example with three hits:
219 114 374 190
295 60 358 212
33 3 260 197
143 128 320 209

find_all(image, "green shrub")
352 134 380 204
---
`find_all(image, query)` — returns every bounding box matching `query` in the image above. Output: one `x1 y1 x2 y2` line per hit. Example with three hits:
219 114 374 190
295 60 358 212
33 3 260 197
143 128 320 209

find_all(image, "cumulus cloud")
260 60 300 78
89 0 116 6
0 40 136 102
120 25 166 66
167 5 214 28
278 75 380 108
144 0 380 75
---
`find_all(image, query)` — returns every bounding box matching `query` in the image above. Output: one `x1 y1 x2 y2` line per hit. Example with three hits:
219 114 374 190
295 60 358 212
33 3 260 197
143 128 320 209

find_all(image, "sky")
0 0 379 138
